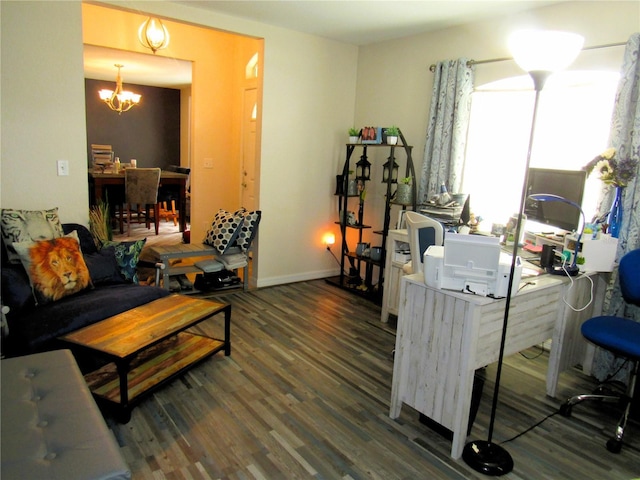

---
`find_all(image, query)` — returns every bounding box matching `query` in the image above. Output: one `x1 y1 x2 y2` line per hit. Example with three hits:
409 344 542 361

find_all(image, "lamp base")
462 440 514 476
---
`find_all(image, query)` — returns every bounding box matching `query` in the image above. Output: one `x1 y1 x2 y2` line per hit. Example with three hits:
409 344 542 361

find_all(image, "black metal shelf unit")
328 130 416 303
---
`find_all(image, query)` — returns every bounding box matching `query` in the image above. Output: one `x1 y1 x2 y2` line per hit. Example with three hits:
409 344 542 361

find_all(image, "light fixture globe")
508 30 584 74
138 17 170 54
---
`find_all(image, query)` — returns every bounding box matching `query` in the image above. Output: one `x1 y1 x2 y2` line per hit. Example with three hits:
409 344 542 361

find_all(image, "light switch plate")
57 160 69 176
204 158 214 169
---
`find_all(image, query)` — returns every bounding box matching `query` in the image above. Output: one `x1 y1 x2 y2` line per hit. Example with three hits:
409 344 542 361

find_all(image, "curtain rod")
428 41 628 72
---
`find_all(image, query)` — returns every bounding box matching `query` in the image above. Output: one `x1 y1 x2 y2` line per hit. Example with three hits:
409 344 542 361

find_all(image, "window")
462 70 619 233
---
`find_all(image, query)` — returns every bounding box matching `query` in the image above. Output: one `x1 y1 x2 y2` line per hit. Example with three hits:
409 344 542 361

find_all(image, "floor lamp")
462 30 584 476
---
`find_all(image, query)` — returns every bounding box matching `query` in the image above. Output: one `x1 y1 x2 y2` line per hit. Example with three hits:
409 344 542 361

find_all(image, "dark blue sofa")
1 223 170 357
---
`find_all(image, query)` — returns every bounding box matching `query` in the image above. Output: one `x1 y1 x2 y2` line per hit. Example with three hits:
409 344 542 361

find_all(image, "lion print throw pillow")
13 231 92 305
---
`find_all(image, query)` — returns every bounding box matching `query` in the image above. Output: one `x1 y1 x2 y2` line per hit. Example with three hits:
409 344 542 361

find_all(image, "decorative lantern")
382 156 399 183
356 154 371 181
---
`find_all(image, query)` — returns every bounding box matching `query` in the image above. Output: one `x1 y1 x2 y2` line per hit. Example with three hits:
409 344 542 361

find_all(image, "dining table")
88 169 189 233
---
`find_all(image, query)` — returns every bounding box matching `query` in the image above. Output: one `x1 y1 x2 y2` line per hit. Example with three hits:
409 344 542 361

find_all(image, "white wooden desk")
389 271 605 459
381 229 409 323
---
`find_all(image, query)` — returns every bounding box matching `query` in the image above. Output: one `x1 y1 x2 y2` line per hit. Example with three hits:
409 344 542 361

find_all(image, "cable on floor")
500 410 560 445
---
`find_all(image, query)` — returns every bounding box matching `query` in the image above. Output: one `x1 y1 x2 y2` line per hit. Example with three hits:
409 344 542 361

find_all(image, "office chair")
122 168 161 236
559 248 640 453
402 211 444 275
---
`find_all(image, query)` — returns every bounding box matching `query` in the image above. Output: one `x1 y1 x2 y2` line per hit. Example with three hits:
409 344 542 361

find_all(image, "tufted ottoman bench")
1 349 131 480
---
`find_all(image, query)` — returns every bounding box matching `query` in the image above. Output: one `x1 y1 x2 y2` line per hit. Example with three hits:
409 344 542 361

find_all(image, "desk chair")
122 168 161 236
560 248 640 453
402 211 444 275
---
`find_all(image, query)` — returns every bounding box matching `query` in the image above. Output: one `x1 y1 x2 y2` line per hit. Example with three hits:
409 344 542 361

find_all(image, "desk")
381 229 409 322
88 170 189 232
389 271 605 459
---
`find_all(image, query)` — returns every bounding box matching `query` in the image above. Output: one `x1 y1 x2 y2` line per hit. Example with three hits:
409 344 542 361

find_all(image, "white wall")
1 1 88 225
354 1 639 241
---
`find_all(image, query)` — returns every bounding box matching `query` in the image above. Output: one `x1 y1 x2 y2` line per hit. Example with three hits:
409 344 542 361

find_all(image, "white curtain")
593 32 640 382
418 59 474 203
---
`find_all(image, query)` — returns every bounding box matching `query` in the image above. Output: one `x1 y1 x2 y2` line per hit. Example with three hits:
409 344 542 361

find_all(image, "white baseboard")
257 268 340 288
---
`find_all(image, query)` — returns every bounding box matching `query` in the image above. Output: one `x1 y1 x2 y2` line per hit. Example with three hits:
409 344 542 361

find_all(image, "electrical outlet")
204 158 214 169
57 160 69 176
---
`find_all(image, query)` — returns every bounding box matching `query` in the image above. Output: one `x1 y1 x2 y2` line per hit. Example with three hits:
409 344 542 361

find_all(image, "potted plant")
88 198 112 248
385 125 400 145
396 176 413 205
348 127 360 144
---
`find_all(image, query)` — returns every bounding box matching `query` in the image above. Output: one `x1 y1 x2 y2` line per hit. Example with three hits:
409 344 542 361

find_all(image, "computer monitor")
524 168 587 232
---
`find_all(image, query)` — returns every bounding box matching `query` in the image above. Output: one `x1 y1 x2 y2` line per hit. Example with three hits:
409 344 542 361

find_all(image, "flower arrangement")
584 147 638 187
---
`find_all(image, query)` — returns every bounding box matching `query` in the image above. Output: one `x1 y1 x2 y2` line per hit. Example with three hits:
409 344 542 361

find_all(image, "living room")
1 1 637 289
2 1 639 478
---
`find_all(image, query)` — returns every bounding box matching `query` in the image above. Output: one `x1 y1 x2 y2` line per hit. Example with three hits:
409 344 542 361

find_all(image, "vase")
608 186 624 238
396 183 413 205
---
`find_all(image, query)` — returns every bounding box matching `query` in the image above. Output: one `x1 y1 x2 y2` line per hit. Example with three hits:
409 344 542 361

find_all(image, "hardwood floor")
102 279 640 479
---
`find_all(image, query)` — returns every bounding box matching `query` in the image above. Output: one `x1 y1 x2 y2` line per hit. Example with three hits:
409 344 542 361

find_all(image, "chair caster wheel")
606 438 622 454
559 403 572 417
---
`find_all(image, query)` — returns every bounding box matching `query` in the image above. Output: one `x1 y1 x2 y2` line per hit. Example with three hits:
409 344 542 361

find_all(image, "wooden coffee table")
60 294 231 421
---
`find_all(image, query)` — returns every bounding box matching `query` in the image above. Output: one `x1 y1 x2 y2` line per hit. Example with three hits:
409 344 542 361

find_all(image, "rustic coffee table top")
61 294 228 359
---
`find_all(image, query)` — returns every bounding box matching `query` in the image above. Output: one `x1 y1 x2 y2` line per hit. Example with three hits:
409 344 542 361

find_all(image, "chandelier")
138 17 170 54
98 64 141 114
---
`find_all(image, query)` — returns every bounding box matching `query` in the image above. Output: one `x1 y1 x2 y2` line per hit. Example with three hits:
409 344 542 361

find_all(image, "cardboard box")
564 234 618 272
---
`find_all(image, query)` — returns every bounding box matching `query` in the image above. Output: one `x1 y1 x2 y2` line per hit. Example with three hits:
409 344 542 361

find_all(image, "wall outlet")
57 160 69 176
204 158 214 169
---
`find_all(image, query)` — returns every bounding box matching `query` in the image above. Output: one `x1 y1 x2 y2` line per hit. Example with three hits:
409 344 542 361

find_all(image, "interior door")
241 87 257 211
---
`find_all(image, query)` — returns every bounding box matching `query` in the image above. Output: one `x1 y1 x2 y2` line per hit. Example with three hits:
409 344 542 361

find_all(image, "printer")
423 234 522 298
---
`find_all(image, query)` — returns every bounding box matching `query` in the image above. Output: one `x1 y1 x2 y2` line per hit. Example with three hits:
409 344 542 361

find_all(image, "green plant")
348 127 360 136
400 176 412 185
89 197 112 248
385 125 400 136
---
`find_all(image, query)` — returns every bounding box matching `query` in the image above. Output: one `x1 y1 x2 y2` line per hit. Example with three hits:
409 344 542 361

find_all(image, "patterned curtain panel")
593 32 640 382
418 59 474 204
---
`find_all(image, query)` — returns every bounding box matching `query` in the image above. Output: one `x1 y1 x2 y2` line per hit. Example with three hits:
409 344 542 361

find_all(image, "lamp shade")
508 30 584 73
138 17 170 54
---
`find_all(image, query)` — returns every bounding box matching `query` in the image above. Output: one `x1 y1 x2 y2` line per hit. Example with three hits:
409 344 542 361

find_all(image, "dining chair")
122 168 161 236
158 200 178 226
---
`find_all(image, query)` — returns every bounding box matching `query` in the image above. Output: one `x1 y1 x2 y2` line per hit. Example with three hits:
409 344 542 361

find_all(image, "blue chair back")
619 249 640 306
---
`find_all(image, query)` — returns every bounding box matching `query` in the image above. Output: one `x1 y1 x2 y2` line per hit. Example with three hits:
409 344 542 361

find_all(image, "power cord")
562 267 594 312
500 410 560 445
500 358 630 446
326 246 349 276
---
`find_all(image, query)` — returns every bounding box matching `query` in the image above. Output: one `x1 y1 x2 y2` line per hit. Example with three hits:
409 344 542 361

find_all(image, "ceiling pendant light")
138 17 170 54
98 64 141 114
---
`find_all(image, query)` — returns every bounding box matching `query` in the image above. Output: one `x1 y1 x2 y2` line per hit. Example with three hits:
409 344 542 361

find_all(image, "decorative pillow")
84 246 126 285
233 208 262 252
1 207 64 264
203 209 243 254
103 239 146 284
12 232 92 305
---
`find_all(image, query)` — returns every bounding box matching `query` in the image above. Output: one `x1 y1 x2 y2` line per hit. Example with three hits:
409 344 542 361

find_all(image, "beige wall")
1 1 88 225
354 1 639 243
1 1 359 288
